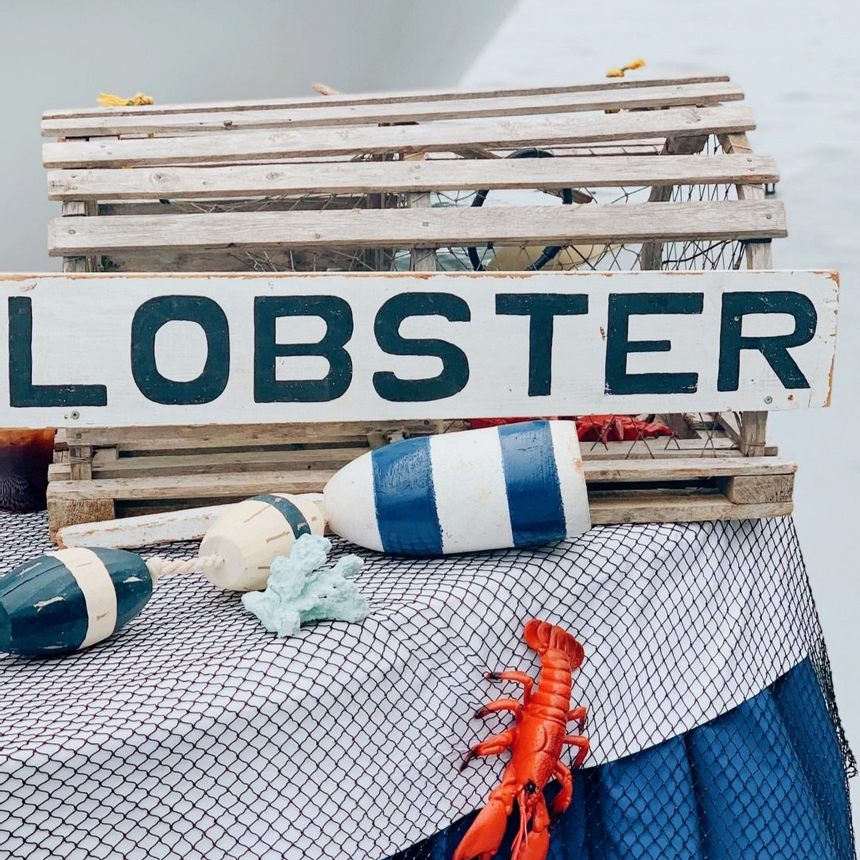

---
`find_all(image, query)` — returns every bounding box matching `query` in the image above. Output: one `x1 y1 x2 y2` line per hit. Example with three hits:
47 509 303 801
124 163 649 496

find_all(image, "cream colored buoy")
199 493 325 591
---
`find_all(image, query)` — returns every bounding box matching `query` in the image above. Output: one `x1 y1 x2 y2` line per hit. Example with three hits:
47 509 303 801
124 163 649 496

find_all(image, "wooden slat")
49 450 792 483
64 421 457 448
717 474 794 504
42 82 744 138
48 199 786 256
584 456 794 483
61 200 97 273
48 471 338 501
46 154 780 201
588 488 791 524
49 446 365 480
56 504 235 549
42 76 733 121
639 135 710 269
42 106 756 169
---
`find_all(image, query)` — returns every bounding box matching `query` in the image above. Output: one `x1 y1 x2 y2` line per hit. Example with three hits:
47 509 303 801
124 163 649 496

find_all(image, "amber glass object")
0 429 55 512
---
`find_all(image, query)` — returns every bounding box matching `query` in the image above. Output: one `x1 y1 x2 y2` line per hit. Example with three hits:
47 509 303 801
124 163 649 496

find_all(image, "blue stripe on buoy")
251 494 312 538
90 548 153 633
498 420 566 547
372 436 442 555
0 556 88 656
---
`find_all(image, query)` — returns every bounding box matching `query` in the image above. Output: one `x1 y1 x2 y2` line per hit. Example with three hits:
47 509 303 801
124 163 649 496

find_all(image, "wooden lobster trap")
38 74 819 537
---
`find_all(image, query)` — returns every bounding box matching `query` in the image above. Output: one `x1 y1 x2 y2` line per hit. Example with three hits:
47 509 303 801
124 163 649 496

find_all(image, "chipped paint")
34 596 64 610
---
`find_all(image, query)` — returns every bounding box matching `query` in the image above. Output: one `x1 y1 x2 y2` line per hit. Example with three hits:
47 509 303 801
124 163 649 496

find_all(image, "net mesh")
0 511 853 860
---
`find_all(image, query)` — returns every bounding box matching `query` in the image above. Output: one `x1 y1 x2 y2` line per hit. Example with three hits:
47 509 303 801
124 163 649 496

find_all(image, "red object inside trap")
465 416 674 443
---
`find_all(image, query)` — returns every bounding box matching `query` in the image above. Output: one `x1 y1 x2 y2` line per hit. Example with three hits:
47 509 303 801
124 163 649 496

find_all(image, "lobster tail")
523 619 584 669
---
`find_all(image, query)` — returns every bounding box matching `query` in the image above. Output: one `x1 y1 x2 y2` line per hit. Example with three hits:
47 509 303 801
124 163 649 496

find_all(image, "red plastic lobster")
454 620 589 860
466 415 673 444
574 414 673 444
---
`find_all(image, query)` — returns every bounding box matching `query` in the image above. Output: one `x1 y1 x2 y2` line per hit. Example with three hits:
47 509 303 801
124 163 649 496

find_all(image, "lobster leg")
460 728 516 772
564 734 590 769
487 671 534 706
474 698 524 721
567 706 587 732
549 761 573 820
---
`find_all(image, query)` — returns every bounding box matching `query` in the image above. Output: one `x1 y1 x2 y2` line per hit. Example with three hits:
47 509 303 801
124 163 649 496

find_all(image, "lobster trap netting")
0 511 853 860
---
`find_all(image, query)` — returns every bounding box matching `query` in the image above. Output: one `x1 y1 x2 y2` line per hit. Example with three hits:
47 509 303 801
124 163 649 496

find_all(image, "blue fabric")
390 659 854 860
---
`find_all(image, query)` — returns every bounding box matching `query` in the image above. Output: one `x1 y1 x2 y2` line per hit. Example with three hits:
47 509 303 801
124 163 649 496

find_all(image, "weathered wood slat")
56 504 235 549
588 489 791 524
48 200 786 256
49 452 796 483
46 154 779 201
42 76 733 121
584 457 794 482
49 446 366 480
43 106 756 169
48 471 338 501
42 82 744 138
64 420 456 448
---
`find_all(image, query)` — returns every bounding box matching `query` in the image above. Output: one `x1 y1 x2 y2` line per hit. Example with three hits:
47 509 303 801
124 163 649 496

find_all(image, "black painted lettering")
605 293 703 395
131 296 229 405
373 293 470 402
496 293 588 396
718 291 816 391
8 297 107 408
254 296 353 403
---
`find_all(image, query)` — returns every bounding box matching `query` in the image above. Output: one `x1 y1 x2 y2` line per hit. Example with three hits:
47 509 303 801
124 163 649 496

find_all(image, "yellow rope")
97 92 154 107
606 59 646 78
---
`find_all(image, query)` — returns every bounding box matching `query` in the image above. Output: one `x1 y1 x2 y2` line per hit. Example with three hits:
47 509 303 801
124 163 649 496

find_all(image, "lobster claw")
513 794 551 860
452 783 517 860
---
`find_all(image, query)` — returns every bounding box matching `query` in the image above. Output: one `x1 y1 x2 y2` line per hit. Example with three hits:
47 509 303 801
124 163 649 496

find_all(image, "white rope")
146 554 224 583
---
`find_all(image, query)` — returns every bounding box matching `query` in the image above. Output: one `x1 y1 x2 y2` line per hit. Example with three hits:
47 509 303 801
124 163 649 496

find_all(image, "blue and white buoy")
323 420 591 555
0 547 152 657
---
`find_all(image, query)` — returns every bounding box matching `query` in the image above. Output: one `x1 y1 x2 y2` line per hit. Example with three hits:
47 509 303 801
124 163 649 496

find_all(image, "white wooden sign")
0 271 838 427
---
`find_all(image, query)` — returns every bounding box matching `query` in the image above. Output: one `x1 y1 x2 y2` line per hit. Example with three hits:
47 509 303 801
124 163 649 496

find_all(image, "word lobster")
455 620 588 860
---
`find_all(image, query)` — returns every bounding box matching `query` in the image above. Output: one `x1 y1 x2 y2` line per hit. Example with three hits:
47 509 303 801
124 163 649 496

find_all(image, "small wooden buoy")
0 547 152 657
323 420 590 555
199 493 325 591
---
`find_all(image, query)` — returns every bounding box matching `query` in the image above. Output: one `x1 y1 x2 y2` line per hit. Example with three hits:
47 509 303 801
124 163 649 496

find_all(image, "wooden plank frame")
43 75 735 121
41 81 745 138
42 105 757 169
38 75 810 535
46 154 781 202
